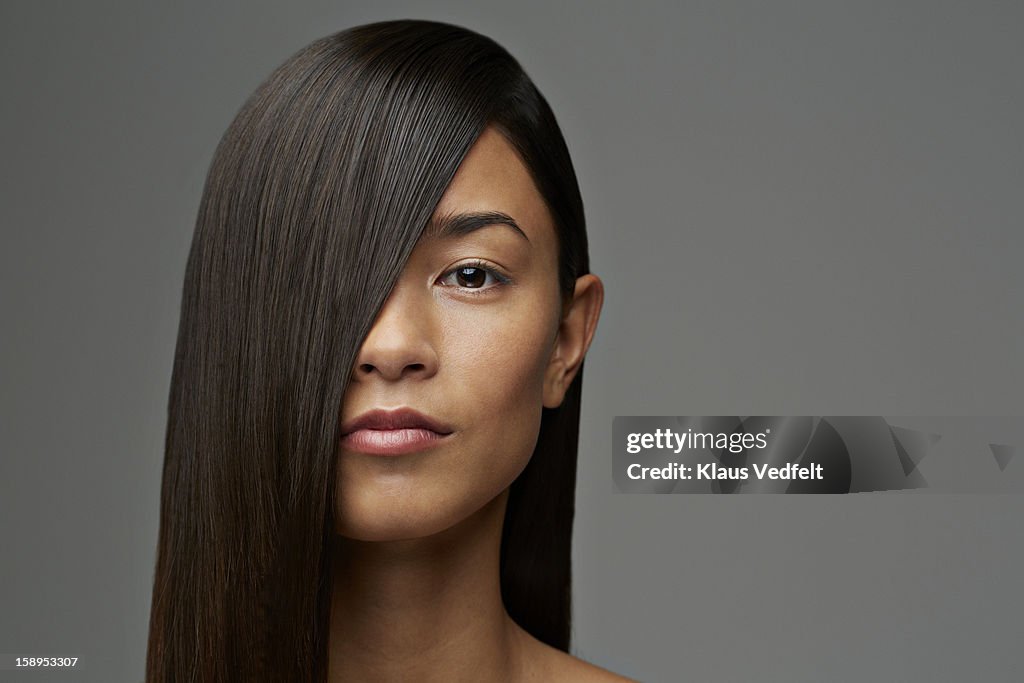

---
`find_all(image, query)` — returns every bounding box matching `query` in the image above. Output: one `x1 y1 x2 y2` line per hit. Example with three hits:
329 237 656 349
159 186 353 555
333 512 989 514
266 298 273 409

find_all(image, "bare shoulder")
514 626 636 682
548 648 637 682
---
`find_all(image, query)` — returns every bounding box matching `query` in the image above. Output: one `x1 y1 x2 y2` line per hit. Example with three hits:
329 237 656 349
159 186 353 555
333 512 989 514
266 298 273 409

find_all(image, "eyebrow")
424 211 529 242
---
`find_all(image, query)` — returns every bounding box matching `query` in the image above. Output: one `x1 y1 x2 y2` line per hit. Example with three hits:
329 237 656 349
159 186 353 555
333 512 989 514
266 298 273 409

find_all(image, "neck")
328 490 526 682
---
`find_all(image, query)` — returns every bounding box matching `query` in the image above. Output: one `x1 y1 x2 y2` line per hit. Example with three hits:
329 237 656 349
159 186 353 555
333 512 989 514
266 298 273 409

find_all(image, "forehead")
431 127 557 249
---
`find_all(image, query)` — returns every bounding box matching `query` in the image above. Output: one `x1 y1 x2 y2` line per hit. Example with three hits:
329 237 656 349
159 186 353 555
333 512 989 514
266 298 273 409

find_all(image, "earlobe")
543 274 604 408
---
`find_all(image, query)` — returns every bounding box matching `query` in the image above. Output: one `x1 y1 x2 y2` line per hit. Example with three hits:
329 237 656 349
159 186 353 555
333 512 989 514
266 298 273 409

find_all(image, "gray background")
1 1 1021 681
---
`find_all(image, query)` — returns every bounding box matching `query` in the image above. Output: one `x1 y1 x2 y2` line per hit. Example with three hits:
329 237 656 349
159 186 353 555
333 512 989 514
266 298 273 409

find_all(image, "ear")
543 274 604 408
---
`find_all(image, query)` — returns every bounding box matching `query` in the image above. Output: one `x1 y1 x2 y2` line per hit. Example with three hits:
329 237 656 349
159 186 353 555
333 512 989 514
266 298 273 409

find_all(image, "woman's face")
336 127 573 542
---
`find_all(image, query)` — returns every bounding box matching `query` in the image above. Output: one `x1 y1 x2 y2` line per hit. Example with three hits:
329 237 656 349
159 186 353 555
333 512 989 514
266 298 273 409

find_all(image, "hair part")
147 20 588 682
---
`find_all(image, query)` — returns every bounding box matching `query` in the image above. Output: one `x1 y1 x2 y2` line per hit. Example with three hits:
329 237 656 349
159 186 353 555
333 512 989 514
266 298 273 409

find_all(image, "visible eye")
437 260 511 292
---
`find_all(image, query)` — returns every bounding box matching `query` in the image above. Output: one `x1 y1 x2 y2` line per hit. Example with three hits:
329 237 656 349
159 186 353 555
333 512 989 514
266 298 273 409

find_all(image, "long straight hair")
147 20 589 682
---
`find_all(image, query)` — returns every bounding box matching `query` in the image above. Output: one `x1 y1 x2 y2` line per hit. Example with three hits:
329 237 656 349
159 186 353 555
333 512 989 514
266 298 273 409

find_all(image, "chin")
336 517 452 543
335 481 516 544
335 494 492 543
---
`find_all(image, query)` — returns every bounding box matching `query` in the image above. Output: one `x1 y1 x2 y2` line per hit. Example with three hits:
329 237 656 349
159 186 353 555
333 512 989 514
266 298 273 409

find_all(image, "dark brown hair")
147 19 589 682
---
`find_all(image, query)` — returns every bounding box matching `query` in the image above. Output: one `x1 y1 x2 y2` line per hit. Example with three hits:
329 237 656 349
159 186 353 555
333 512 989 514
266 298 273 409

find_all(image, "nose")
353 281 439 382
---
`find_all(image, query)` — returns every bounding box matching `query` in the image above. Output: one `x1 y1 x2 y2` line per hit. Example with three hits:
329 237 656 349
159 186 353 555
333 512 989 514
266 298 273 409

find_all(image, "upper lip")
341 408 453 436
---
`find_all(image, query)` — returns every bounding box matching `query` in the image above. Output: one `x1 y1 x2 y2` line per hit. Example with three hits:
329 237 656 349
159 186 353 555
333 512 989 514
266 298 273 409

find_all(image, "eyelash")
436 259 512 294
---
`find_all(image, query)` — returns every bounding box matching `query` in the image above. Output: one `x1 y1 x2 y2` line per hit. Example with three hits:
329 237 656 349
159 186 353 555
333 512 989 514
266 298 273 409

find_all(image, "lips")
340 408 453 456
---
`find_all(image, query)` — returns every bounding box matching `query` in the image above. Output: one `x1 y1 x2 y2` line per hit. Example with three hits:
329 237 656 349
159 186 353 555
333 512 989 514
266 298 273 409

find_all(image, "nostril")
356 361 429 377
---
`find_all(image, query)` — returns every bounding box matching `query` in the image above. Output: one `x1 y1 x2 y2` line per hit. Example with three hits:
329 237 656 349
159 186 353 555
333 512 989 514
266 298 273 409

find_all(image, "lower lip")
341 428 449 456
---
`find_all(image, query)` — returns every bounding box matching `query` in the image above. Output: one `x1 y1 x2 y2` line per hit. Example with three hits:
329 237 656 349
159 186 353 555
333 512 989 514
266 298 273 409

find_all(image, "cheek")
443 301 555 415
439 299 558 485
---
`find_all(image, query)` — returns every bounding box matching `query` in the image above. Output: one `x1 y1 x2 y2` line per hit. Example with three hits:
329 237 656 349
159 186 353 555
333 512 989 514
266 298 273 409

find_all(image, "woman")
147 19 624 681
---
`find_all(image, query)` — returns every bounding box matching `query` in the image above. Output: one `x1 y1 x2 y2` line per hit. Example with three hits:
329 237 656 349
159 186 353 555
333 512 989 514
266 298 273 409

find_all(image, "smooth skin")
329 127 630 682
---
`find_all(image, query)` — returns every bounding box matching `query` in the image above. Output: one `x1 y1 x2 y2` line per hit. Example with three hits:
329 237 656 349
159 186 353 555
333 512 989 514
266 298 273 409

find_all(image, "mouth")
340 408 454 456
